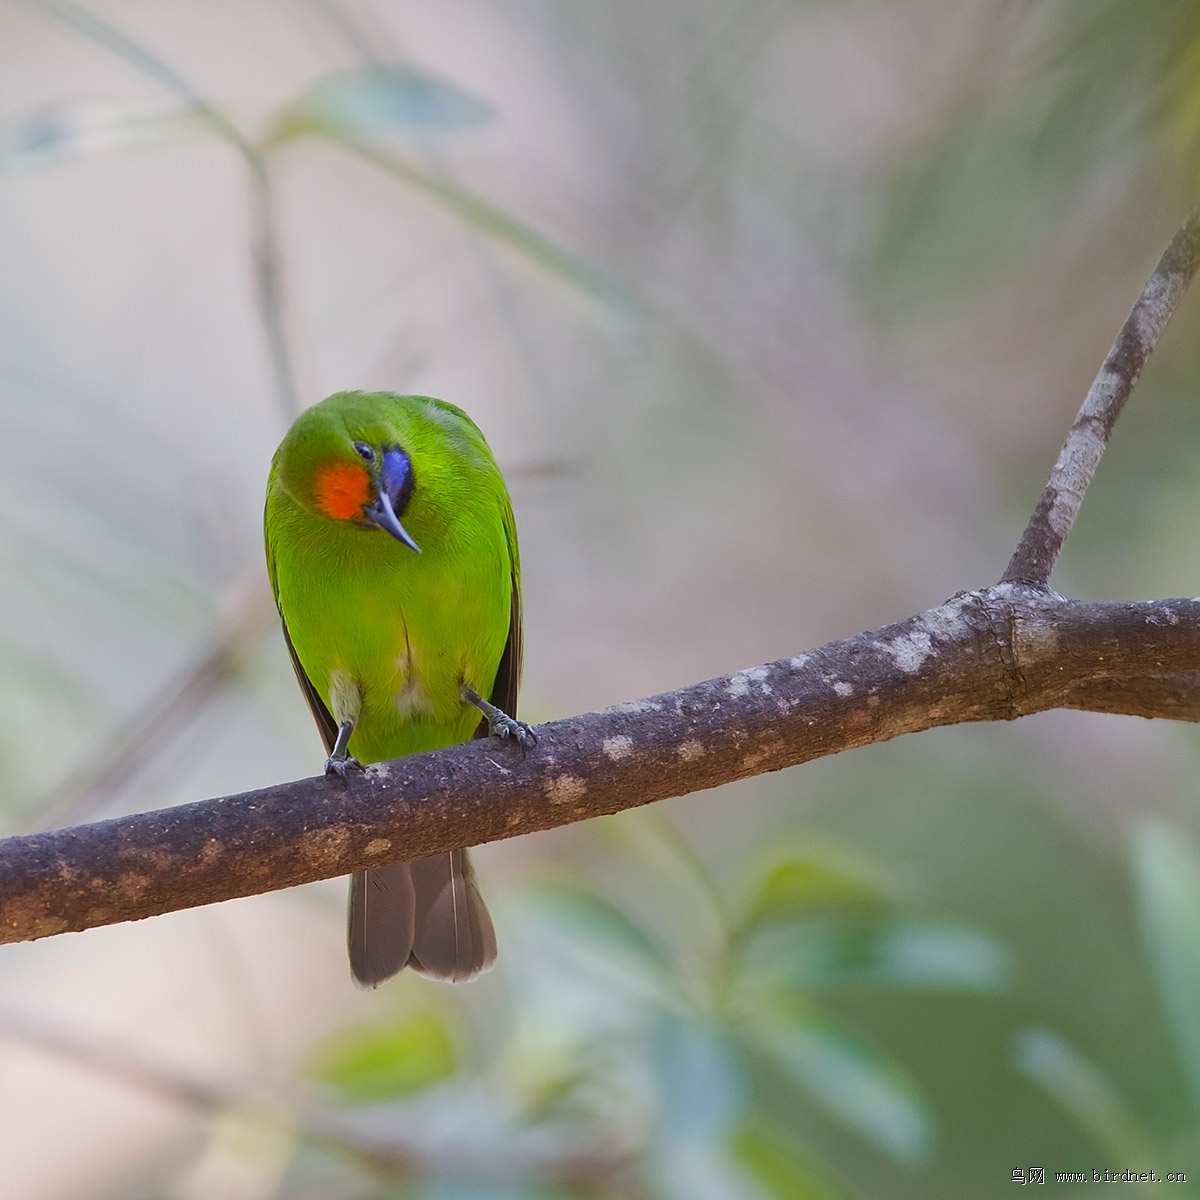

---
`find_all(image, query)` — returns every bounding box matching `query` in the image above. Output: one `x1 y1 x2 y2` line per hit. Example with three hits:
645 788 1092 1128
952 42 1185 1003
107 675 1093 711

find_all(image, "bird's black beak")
363 488 421 552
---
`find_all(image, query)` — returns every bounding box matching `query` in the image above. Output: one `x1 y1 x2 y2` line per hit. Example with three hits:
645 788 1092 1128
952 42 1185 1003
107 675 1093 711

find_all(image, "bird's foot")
324 754 363 781
487 710 538 751
462 684 537 753
325 718 361 779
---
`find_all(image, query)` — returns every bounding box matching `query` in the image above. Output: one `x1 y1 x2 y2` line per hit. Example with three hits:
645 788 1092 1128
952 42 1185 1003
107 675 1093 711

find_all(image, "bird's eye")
353 442 374 463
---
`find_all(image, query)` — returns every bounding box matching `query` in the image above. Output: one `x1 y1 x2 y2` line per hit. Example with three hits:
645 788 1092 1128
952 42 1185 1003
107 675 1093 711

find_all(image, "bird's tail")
348 851 496 987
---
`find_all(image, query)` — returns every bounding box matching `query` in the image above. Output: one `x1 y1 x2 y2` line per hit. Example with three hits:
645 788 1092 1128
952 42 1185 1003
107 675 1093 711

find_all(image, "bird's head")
276 398 422 553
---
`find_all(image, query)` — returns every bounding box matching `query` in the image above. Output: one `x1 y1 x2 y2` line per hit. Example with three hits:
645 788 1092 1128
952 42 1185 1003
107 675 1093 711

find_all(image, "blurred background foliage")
2 0 1200 1196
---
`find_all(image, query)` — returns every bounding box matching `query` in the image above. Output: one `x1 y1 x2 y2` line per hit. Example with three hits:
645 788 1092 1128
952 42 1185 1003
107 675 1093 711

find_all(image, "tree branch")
1058 673 1200 721
3 586 1200 946
1002 202 1200 584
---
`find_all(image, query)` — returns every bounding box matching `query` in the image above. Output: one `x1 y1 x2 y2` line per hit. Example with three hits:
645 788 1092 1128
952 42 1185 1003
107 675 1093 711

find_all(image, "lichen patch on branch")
882 629 934 674
726 665 773 699
546 774 587 805
602 735 634 760
606 698 662 716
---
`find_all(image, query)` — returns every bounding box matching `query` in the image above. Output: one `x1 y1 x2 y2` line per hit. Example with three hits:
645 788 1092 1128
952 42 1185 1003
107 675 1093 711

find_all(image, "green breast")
267 488 512 763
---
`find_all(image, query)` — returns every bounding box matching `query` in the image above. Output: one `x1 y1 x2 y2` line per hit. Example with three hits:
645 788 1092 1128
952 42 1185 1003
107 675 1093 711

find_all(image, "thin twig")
0 1010 634 1190
1002 202 1200 584
248 155 302 417
18 0 302 418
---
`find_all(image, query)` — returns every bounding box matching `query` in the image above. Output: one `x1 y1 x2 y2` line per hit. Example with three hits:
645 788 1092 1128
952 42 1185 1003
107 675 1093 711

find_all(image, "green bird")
265 391 535 987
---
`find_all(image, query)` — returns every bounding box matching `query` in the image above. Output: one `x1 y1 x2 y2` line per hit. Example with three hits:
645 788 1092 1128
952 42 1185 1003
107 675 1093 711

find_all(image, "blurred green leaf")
650 1144 764 1200
858 922 1012 991
740 851 891 929
601 811 732 964
1054 1 1200 176
749 1016 933 1163
522 880 675 982
416 1186 569 1200
312 1009 456 1102
1168 27 1200 164
1013 1027 1158 1168
1132 821 1200 1115
320 135 631 314
642 1017 760 1200
0 99 208 171
650 1015 744 1141
744 919 1011 994
270 66 493 143
731 1121 842 1200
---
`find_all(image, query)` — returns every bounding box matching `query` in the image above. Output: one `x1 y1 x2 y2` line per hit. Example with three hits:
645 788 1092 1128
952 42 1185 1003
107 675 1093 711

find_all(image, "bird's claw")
489 713 537 752
324 754 363 781
461 683 537 754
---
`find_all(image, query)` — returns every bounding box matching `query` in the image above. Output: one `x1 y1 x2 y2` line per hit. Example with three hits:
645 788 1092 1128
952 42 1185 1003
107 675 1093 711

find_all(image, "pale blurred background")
3 1 1200 1197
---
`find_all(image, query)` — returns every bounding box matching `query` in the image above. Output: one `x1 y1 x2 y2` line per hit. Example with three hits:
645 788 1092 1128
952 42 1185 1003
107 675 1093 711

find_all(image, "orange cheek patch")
314 462 371 520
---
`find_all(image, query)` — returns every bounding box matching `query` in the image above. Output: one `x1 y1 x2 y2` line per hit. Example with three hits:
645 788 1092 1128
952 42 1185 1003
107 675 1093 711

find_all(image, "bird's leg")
462 685 537 751
325 719 362 779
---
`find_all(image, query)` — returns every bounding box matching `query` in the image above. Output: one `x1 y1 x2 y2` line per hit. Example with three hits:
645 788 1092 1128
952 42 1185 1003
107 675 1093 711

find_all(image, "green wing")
280 618 338 756
265 470 338 756
477 483 523 736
